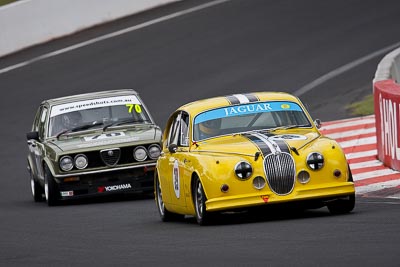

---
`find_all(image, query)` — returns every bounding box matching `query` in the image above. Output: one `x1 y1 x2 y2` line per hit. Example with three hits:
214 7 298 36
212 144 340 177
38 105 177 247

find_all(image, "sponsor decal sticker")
98 184 132 192
173 160 180 199
126 104 142 114
194 101 302 125
83 132 125 141
60 191 74 197
50 95 141 117
269 134 307 141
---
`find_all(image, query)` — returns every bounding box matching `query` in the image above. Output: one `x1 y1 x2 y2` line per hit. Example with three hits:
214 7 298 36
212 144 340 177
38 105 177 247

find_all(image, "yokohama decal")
98 183 132 192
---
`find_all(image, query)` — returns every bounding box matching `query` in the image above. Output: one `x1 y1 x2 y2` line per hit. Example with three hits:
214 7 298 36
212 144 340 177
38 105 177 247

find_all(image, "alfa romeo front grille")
264 152 295 195
100 148 121 167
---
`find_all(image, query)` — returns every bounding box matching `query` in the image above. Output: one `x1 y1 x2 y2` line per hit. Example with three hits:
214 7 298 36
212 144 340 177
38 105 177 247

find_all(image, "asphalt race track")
1 0 400 266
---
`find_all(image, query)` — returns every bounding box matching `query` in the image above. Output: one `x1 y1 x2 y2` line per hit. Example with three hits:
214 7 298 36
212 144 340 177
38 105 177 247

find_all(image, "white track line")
0 0 232 75
293 42 400 96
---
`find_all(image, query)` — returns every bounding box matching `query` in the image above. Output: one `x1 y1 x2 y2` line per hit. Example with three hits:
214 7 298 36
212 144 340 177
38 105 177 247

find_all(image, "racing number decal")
126 104 142 113
173 160 180 199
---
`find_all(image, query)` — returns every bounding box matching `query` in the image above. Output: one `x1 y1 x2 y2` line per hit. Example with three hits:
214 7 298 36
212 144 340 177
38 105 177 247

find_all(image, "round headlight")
297 170 310 184
74 154 88 169
306 152 324 170
60 156 73 171
148 144 161 159
235 161 253 180
134 146 148 161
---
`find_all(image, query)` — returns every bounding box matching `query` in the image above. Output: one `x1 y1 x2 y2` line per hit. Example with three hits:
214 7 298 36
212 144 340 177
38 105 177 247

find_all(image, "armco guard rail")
374 47 400 171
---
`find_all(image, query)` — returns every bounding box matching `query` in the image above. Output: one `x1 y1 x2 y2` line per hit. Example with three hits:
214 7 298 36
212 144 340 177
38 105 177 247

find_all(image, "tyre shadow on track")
46 192 155 207
175 204 355 226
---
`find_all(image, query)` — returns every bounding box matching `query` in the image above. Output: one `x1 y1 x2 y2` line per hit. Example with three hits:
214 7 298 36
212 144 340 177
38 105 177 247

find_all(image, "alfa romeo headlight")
60 156 73 171
235 161 253 180
134 146 148 161
306 152 324 170
74 154 88 169
148 144 161 159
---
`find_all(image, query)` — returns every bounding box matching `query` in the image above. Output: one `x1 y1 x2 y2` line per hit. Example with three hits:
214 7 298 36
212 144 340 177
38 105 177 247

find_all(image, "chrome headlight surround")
297 170 310 184
74 154 88 170
60 156 74 171
253 176 266 190
134 146 148 161
148 144 161 159
306 152 324 170
234 161 253 180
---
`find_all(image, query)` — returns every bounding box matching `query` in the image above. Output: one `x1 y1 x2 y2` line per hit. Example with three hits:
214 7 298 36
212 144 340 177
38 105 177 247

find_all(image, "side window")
180 112 189 147
32 107 42 132
167 113 181 147
38 107 48 139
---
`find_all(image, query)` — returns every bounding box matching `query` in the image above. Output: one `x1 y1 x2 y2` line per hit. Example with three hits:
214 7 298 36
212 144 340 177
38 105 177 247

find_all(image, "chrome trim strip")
53 162 156 178
191 150 256 158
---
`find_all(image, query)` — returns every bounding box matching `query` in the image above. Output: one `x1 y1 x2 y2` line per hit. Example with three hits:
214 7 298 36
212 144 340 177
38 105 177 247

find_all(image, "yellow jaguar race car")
155 92 355 225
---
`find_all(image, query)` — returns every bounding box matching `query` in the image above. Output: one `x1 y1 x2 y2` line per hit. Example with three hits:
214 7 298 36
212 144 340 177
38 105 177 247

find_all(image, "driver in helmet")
60 111 82 130
50 111 83 136
198 118 221 139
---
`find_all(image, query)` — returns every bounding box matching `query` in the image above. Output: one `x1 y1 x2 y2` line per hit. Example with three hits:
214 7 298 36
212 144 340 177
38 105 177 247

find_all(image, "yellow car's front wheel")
327 194 355 215
193 175 215 226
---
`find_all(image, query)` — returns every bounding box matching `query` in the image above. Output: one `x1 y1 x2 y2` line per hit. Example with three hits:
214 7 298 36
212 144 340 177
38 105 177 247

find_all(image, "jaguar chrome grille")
264 152 295 195
100 148 121 167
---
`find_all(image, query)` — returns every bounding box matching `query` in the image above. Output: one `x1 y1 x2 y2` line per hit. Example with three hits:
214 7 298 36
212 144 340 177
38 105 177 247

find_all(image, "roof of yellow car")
179 92 302 115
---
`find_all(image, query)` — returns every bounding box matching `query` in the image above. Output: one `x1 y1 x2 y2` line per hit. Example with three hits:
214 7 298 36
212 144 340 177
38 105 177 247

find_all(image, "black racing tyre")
327 194 355 215
155 173 184 222
29 170 44 202
348 165 354 182
193 175 213 226
44 165 60 206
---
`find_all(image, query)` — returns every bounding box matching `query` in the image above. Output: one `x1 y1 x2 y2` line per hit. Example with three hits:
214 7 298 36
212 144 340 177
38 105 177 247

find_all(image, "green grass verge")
0 0 18 7
347 94 374 116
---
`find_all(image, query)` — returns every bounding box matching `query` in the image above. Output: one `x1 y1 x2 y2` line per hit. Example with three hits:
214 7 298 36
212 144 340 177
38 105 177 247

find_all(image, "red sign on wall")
374 79 400 171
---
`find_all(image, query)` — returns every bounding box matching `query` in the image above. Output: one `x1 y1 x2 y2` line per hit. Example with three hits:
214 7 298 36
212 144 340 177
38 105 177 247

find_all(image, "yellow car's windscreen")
193 101 311 140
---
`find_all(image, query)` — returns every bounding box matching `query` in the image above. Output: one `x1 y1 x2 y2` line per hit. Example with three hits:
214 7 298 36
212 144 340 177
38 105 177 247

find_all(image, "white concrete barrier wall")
0 0 179 58
373 46 400 171
374 47 400 83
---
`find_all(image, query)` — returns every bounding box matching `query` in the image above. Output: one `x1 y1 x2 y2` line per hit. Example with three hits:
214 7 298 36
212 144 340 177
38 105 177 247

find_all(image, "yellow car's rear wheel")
155 173 184 222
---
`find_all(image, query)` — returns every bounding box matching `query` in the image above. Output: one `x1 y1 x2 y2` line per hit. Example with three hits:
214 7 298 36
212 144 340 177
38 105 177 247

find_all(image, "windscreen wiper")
56 121 104 139
102 118 151 131
267 124 310 132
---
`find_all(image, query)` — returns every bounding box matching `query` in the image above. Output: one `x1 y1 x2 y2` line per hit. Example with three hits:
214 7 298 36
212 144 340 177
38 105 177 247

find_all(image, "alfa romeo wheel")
44 165 60 206
30 170 44 202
